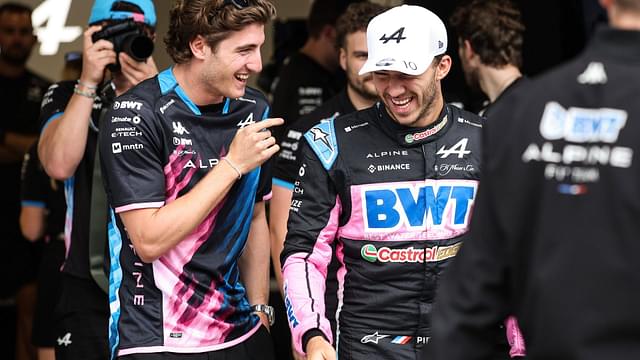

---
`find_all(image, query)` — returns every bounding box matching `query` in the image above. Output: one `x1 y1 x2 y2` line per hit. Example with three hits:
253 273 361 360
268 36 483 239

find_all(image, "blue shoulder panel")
304 116 339 170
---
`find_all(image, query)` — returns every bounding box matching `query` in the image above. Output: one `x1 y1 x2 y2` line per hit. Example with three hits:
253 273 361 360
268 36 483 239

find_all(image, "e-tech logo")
362 181 477 231
361 243 461 263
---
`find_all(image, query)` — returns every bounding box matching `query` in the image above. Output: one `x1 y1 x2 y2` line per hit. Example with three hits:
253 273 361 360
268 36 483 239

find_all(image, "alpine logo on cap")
379 27 406 44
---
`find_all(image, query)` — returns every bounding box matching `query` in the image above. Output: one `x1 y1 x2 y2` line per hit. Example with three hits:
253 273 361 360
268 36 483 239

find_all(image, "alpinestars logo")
361 331 389 344
310 127 332 150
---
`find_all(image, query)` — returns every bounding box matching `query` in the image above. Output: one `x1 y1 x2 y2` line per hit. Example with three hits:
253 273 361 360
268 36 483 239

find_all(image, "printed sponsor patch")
360 243 461 263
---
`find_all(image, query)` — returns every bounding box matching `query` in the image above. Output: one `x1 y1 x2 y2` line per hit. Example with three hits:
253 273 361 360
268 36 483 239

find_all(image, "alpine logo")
437 138 471 159
57 332 72 347
172 121 190 135
360 243 461 263
237 113 255 128
379 27 406 44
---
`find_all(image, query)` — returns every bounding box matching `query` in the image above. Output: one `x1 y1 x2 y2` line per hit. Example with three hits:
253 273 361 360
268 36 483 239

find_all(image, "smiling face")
200 22 265 101
372 55 451 128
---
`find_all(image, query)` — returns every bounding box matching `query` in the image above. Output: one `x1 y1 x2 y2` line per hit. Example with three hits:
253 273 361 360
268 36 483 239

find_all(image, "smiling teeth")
236 74 249 81
392 98 411 106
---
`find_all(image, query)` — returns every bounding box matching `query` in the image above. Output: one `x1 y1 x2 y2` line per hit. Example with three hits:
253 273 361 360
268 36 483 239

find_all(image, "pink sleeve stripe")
262 191 273 201
282 196 342 354
505 316 526 357
115 202 165 213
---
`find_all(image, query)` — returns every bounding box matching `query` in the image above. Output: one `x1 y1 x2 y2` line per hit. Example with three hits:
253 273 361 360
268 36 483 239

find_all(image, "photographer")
37 1 158 359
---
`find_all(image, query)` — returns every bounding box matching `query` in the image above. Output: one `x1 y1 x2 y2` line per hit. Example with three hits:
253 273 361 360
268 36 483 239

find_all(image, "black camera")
91 20 154 68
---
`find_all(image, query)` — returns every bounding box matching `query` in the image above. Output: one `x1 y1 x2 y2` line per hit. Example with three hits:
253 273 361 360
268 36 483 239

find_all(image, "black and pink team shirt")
99 68 272 357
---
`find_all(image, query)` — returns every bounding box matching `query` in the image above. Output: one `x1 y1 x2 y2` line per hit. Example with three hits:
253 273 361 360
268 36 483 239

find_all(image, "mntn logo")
112 142 144 154
364 184 476 229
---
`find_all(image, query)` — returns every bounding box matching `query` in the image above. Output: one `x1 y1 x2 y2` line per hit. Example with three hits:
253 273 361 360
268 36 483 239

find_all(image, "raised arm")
38 26 115 179
116 118 283 263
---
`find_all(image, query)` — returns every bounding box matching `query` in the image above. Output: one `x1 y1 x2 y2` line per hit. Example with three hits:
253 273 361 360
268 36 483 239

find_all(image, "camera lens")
123 34 154 62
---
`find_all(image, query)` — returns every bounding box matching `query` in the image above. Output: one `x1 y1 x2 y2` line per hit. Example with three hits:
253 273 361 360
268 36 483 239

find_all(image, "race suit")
281 102 483 359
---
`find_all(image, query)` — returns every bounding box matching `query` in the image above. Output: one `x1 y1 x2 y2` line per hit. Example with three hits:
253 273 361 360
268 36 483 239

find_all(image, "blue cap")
89 0 157 27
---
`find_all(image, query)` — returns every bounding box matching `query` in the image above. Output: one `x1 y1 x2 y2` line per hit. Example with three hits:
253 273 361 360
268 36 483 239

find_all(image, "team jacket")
428 26 640 360
281 102 483 358
99 68 271 357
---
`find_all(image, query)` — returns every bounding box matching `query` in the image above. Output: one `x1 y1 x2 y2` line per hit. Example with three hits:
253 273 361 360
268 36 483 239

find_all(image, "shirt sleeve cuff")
302 328 328 353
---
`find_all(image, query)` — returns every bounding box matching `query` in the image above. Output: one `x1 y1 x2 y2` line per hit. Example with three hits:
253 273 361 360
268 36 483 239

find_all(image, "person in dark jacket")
426 0 640 359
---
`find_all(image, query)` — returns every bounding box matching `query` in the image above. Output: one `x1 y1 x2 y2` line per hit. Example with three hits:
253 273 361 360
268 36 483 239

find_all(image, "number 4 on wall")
32 0 82 56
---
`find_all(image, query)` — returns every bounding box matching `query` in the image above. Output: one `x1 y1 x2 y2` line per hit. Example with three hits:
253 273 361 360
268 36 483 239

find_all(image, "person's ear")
339 47 347 71
189 35 210 60
435 55 452 81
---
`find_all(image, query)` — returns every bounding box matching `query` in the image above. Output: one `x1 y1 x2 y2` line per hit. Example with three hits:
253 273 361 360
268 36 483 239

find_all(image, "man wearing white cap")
281 5 487 360
38 1 158 358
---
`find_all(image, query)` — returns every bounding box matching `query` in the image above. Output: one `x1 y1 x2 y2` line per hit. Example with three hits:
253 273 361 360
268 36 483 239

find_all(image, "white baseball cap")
359 5 447 76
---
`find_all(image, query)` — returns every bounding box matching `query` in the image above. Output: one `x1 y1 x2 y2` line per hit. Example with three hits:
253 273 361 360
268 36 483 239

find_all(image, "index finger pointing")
250 117 284 132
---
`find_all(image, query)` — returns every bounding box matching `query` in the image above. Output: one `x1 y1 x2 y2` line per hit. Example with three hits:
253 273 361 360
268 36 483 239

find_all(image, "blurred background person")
20 142 66 360
449 0 527 117
37 1 158 358
269 0 355 142
0 3 51 359
19 51 80 360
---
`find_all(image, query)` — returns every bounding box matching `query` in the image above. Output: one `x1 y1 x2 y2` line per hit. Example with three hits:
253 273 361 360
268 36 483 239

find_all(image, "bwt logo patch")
283 282 300 328
362 181 477 231
540 101 627 143
113 100 143 111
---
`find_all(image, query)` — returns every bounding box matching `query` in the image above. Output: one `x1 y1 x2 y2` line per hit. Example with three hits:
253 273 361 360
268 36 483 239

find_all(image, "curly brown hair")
450 0 525 69
335 1 387 50
165 0 276 64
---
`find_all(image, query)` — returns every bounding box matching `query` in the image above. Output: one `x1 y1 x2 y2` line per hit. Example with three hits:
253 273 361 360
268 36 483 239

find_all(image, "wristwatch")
251 304 275 326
